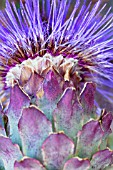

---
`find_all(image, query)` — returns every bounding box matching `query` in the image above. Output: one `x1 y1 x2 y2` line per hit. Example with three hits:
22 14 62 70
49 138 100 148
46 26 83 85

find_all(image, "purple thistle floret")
0 0 113 112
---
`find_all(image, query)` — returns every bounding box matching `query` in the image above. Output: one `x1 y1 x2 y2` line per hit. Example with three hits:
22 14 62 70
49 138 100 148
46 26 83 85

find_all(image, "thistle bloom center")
6 53 80 88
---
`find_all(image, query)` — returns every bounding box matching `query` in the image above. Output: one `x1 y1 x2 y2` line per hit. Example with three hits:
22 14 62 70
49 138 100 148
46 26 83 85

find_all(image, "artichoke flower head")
0 0 113 170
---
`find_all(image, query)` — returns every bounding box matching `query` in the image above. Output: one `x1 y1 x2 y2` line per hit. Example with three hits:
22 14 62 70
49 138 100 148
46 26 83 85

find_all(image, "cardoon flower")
0 0 113 170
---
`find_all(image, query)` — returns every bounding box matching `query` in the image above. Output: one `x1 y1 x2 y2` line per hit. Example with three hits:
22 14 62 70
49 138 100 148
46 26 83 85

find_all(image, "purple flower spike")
63 157 90 170
42 133 74 170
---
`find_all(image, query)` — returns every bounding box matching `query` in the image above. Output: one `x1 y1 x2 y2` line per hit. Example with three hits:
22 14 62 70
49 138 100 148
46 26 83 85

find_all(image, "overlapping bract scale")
6 85 30 146
0 136 22 170
0 72 112 169
63 157 90 170
18 106 52 159
14 157 46 170
42 133 74 170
